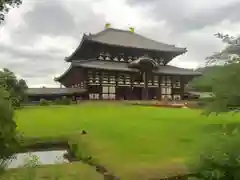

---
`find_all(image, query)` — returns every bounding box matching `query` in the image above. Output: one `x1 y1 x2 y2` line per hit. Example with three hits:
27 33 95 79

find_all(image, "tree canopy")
189 33 240 115
0 87 19 169
0 68 28 107
0 0 22 24
189 66 222 92
191 33 240 180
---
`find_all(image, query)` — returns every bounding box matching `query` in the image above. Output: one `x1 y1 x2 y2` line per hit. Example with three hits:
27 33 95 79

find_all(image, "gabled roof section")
85 28 187 53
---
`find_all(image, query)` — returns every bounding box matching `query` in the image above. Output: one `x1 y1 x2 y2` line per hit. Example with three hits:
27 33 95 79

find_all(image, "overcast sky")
1 0 240 87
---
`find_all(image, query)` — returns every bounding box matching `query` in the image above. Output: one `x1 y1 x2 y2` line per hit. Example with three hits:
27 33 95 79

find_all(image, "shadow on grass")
178 137 193 143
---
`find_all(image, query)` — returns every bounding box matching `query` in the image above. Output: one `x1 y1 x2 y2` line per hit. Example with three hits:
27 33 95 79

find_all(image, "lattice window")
102 86 108 93
109 94 116 100
89 94 100 100
109 86 115 93
161 76 171 85
161 87 172 94
102 94 109 100
166 76 171 84
102 86 116 100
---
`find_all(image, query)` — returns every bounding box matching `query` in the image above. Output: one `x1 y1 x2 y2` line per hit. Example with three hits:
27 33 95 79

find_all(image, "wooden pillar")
158 75 161 101
180 76 185 100
115 72 119 100
130 73 134 100
142 71 149 100
99 71 103 100
170 75 173 100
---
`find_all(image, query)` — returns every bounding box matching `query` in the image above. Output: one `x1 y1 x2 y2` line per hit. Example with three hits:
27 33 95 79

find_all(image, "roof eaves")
27 88 87 96
85 37 186 55
72 60 139 72
54 64 74 82
65 34 88 62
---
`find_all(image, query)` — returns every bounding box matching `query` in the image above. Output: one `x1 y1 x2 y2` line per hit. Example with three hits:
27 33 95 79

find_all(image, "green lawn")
0 162 102 180
8 103 239 179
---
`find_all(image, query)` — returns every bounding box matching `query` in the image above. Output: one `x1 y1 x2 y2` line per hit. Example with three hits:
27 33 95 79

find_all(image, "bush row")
39 96 73 106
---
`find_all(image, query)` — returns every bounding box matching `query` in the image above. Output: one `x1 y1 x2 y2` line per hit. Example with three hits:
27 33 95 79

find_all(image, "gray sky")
1 0 240 87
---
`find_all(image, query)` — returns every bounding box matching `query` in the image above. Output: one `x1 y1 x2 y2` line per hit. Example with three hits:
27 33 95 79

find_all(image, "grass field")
4 102 239 179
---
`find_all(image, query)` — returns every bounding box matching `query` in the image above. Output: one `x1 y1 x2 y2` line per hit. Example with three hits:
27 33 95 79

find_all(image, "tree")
0 68 28 107
190 33 240 115
0 0 22 24
0 87 20 170
189 66 223 92
190 33 240 180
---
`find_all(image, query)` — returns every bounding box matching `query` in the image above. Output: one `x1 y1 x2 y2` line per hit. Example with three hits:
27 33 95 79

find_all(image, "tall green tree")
190 33 240 115
0 88 19 170
191 33 240 180
189 66 223 93
0 68 28 107
0 0 22 24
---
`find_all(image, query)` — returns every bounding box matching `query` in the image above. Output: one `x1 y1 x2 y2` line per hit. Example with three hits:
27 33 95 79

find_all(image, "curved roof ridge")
54 64 74 81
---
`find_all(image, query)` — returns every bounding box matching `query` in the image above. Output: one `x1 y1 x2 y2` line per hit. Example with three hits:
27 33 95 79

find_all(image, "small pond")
7 150 69 169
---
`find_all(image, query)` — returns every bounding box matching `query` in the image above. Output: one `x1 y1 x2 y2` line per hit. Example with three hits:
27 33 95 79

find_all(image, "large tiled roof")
71 60 201 75
27 88 86 96
85 28 187 53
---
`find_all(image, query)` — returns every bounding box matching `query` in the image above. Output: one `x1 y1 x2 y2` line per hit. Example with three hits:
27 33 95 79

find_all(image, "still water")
7 150 69 169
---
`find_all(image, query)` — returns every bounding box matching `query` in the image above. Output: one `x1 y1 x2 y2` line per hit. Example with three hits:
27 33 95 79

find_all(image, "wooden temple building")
55 27 201 101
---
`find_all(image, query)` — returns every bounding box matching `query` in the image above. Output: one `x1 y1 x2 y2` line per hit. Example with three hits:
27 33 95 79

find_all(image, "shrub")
61 96 71 105
39 99 50 106
54 98 62 105
190 134 240 180
54 96 72 105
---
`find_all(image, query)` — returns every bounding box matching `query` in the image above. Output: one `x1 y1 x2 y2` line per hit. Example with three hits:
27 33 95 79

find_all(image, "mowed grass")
0 162 102 180
13 102 239 179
